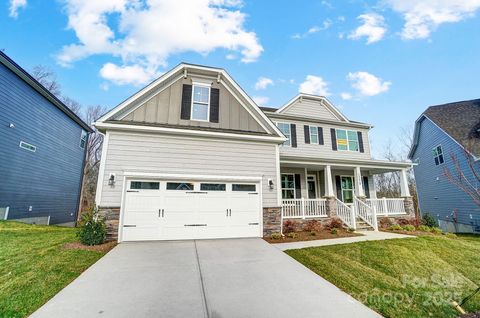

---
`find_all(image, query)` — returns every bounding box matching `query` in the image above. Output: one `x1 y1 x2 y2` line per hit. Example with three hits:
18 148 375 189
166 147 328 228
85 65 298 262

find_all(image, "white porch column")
354 166 365 197
324 165 334 197
400 169 411 197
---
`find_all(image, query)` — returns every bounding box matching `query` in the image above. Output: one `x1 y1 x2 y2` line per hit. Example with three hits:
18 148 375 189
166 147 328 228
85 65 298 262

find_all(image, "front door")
307 175 318 199
340 176 354 204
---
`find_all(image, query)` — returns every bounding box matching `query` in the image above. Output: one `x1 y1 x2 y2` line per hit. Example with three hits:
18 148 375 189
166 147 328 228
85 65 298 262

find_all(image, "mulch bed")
63 241 117 253
264 229 362 244
460 312 480 318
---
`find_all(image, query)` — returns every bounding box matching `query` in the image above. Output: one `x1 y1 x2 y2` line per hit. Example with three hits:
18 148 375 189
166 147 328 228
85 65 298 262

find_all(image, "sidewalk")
274 231 415 251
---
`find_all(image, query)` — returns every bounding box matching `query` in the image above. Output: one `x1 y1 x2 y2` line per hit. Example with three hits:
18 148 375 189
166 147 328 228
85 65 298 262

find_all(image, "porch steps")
355 218 375 231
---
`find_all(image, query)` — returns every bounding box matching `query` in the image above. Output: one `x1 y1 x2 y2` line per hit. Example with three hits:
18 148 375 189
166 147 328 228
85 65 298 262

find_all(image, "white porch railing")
335 198 356 229
354 196 378 231
366 198 406 216
282 198 327 219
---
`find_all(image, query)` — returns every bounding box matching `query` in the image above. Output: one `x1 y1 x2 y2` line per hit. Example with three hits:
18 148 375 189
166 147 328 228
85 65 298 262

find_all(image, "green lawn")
286 235 480 318
0 221 109 318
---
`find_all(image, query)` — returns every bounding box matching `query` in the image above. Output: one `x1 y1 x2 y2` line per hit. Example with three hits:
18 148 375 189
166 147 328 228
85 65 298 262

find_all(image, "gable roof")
275 94 349 122
409 98 480 159
96 63 284 138
0 51 92 132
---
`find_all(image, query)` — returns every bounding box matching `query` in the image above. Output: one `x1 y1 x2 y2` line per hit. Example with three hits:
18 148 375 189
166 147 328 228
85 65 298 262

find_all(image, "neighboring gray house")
409 99 480 233
0 51 92 226
94 63 414 242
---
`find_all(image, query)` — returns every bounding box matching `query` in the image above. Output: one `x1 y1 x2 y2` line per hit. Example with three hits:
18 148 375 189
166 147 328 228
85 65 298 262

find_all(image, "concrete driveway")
31 238 381 318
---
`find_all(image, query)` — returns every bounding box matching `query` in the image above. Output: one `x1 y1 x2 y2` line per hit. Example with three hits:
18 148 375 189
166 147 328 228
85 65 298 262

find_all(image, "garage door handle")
248 193 258 195
184 224 207 227
159 209 164 217
123 225 136 227
249 223 259 225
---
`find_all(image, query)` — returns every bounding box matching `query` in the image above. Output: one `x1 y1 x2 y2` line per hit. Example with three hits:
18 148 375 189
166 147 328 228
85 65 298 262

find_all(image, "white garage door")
121 179 261 241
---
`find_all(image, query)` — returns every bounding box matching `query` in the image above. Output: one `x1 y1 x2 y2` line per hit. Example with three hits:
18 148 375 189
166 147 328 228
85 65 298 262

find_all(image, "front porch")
279 157 415 231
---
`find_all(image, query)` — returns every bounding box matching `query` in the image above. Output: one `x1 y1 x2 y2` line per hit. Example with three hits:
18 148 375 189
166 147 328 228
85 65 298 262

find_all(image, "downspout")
75 132 89 226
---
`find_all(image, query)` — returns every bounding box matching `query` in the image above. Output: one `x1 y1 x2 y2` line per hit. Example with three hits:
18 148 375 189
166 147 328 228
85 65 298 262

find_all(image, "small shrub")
417 225 431 232
283 220 298 234
77 207 106 246
309 231 317 236
326 217 343 230
431 227 443 234
390 224 403 231
347 228 355 233
304 219 323 232
403 225 415 232
422 212 438 228
379 218 393 229
445 233 457 239
287 232 298 239
270 232 282 240
398 218 418 226
331 228 338 235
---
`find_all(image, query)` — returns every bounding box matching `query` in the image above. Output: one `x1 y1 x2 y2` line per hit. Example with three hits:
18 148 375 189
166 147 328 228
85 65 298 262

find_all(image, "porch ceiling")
280 156 414 174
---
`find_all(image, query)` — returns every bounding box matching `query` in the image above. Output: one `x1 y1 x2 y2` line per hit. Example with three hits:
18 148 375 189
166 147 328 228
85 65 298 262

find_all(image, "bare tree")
31 65 62 97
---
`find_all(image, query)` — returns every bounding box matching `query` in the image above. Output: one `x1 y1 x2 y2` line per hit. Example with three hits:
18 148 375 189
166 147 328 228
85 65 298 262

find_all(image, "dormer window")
191 84 210 121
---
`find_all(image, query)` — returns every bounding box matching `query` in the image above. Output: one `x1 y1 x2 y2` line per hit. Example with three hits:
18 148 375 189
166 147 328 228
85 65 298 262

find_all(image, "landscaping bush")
283 220 298 233
389 224 403 231
309 231 317 236
347 228 355 233
431 227 443 234
397 218 418 226
402 225 415 232
325 217 343 230
417 225 431 232
331 228 338 235
303 220 323 232
270 232 282 240
445 233 457 239
77 207 106 246
287 232 298 239
379 218 393 229
422 212 438 228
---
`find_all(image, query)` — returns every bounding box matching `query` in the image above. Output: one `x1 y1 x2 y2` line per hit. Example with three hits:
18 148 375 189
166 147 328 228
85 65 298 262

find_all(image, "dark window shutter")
304 125 310 144
318 127 324 145
294 174 301 199
335 176 342 199
180 84 192 120
291 124 297 148
331 128 337 151
358 131 364 153
363 176 370 198
209 88 219 123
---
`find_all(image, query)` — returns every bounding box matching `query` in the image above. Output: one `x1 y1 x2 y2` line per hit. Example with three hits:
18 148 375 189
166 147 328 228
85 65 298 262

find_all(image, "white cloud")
9 0 27 18
252 96 269 106
347 71 391 96
385 0 480 40
292 19 332 39
57 0 263 85
348 13 387 44
254 77 273 90
340 92 352 100
299 75 330 96
99 63 159 86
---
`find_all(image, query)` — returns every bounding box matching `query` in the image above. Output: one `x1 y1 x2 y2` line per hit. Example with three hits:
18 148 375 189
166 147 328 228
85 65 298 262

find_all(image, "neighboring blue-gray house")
409 99 480 233
0 51 92 226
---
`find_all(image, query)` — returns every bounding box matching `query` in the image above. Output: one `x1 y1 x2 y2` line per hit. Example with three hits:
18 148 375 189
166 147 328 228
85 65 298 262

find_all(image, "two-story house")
94 63 414 242
408 99 480 233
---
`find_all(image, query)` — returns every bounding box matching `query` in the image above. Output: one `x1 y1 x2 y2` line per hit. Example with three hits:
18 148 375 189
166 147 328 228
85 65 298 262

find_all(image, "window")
191 85 210 121
336 129 359 151
309 126 318 144
281 174 295 199
340 176 354 204
200 183 226 191
277 123 291 146
167 182 194 190
232 184 256 192
19 141 36 152
433 145 444 166
80 130 87 149
130 181 160 190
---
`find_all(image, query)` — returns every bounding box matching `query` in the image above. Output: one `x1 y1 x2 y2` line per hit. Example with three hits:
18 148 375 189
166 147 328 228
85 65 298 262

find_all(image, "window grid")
191 85 210 121
277 122 291 147
336 129 359 151
309 126 318 144
432 145 444 166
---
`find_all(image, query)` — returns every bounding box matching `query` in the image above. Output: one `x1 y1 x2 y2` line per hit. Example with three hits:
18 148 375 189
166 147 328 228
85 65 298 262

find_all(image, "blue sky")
2 0 480 158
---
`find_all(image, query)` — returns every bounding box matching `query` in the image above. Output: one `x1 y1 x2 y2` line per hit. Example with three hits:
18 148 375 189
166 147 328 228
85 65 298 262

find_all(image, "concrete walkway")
274 230 415 251
31 238 381 318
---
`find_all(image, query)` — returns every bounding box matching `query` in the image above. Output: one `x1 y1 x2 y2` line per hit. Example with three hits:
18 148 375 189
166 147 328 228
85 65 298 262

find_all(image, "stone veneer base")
97 206 120 242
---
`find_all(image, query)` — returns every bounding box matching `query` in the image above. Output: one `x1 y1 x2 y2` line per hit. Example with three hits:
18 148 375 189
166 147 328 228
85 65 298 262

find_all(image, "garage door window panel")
166 182 194 190
130 181 160 190
232 184 256 192
200 183 226 191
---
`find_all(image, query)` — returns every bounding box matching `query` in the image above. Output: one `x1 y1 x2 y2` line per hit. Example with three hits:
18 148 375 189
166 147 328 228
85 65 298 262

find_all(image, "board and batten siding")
0 62 86 225
121 77 266 133
275 118 372 160
411 117 480 227
282 98 340 121
99 131 279 208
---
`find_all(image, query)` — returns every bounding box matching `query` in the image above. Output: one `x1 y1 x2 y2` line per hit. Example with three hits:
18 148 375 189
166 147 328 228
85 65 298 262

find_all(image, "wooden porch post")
354 166 365 197
399 169 411 197
324 165 334 197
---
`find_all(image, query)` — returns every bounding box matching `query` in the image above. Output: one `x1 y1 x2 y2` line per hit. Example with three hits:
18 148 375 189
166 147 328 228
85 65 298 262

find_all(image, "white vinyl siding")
99 131 278 208
282 98 340 121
